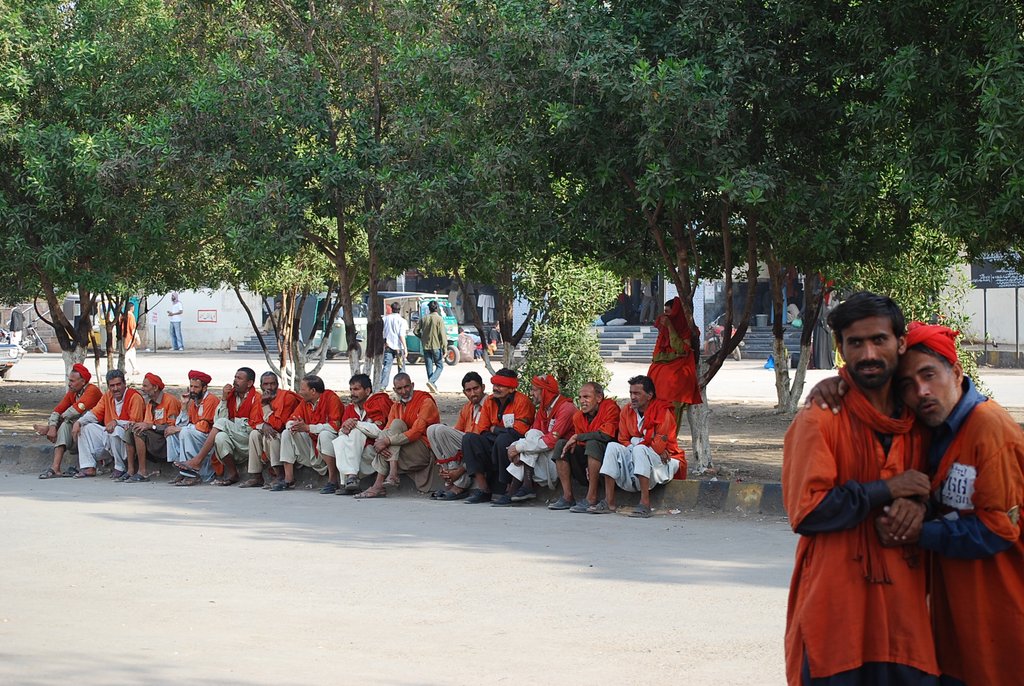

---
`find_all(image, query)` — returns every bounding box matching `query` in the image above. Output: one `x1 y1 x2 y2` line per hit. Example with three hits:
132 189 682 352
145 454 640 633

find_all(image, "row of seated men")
34 363 688 517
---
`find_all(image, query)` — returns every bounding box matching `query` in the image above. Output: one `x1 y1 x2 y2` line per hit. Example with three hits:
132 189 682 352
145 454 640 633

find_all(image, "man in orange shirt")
241 372 301 489
550 382 620 512
126 372 180 482
783 292 938 685
37 363 103 479
460 368 535 504
278 374 343 491
592 375 685 518
354 372 440 498
166 370 220 486
426 371 487 501
72 369 146 479
322 373 393 495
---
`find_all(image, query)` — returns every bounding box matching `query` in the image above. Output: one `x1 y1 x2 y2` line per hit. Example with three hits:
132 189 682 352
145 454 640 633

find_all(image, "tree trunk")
686 391 713 474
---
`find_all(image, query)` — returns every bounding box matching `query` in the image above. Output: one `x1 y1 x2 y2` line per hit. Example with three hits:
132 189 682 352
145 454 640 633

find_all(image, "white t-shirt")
168 301 183 323
382 313 409 351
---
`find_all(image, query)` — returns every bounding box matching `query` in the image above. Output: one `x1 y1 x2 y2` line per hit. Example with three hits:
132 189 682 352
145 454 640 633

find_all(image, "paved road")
8 350 1024 406
0 474 793 685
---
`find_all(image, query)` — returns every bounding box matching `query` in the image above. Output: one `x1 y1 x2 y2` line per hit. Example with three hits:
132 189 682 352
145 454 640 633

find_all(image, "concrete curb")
1 441 787 517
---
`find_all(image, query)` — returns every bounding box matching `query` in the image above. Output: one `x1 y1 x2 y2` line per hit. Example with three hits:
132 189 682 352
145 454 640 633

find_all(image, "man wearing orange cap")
460 368 535 504
592 375 686 518
551 382 621 512
71 369 146 478
126 372 181 482
165 370 220 485
877 322 1024 686
37 363 103 478
499 374 575 506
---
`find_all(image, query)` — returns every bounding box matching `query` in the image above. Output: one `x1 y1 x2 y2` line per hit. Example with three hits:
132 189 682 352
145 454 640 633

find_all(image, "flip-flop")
213 477 239 486
126 474 150 483
353 488 387 499
238 478 264 489
73 469 96 479
38 468 67 479
383 478 401 488
628 504 653 518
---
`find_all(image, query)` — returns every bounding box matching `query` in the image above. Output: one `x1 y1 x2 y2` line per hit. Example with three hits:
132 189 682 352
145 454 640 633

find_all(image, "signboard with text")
971 253 1024 289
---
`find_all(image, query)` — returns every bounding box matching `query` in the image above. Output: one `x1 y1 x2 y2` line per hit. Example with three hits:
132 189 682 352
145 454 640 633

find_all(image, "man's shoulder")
962 399 1023 440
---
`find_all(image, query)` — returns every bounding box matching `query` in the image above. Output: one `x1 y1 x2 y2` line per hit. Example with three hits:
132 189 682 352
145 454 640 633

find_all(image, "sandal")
587 500 615 514
73 469 96 479
110 469 127 480
383 477 401 489
213 476 239 487
353 487 386 499
238 477 264 489
115 472 132 482
175 476 202 487
628 504 653 519
39 468 67 479
126 473 150 483
269 480 295 492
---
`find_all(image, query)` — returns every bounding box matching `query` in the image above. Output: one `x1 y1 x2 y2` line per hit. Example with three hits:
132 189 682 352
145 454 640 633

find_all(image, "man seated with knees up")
322 373 392 495
500 374 575 506
277 374 344 492
241 371 301 489
37 363 103 479
176 367 261 486
460 368 535 504
427 371 486 501
126 373 180 482
354 372 439 499
590 374 686 518
71 369 146 479
165 370 220 486
550 382 620 512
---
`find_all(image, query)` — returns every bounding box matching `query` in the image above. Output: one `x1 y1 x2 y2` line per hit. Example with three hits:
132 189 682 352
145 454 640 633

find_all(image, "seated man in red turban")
126 372 181 482
165 370 220 486
37 363 103 479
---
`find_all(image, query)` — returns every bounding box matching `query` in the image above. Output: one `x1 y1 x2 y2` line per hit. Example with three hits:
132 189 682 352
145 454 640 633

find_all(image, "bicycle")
704 314 743 361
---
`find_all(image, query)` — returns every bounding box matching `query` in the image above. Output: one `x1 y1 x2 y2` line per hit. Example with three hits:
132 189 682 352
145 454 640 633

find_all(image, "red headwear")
188 370 213 385
71 363 91 382
491 374 518 389
144 372 165 390
904 322 960 366
531 374 560 406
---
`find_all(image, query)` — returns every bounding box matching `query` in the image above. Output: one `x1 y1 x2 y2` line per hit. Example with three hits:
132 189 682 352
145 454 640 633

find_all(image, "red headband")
144 372 165 390
71 363 91 382
905 322 959 366
491 374 518 388
531 374 559 395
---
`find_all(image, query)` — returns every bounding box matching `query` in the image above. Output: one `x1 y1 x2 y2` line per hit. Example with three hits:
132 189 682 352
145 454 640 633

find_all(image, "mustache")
854 360 884 371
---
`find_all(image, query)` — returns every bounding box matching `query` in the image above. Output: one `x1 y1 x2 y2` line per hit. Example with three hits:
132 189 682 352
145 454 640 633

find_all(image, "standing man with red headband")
165 370 220 486
460 368 535 504
876 322 1024 686
37 363 103 479
127 372 181 482
500 374 575 506
647 297 702 430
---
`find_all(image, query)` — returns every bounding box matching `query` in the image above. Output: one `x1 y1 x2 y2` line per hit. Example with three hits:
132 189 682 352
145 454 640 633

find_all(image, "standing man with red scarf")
591 374 685 518
783 292 938 685
648 297 702 431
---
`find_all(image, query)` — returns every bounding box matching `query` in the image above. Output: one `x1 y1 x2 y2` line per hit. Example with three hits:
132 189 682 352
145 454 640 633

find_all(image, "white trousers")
600 442 678 492
78 422 130 470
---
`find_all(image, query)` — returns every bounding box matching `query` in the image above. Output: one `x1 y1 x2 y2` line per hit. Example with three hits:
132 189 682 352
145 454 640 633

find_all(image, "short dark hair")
907 343 955 370
428 300 439 312
390 302 401 313
106 369 126 383
495 367 517 380
301 374 325 394
462 371 483 388
349 373 372 390
828 292 905 344
237 367 256 382
627 375 656 397
581 381 605 397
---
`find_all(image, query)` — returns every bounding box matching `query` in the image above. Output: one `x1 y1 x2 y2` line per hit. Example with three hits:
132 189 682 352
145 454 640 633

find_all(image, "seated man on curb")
126 372 181 482
241 371 301 489
501 374 575 506
426 371 487 500
175 367 261 486
38 363 103 478
591 374 686 518
460 368 535 504
549 381 620 512
165 370 220 486
71 369 146 479
354 372 440 499
277 374 344 492
322 373 392 495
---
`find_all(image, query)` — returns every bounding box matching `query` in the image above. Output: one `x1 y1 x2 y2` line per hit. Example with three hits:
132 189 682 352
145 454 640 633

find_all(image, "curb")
1 442 787 517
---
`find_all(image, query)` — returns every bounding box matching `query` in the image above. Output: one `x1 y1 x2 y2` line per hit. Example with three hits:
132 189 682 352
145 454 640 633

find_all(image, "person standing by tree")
378 302 408 390
166 292 184 351
647 297 702 429
415 300 446 393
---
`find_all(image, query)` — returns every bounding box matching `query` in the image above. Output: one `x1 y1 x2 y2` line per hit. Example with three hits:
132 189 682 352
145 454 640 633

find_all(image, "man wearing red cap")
241 371 302 489
785 292 938 685
551 382 621 512
277 374 343 491
878 322 1024 686
126 372 181 482
460 368 535 504
37 363 103 478
165 370 220 486
353 372 440 498
592 375 686 518
71 369 146 478
499 374 575 506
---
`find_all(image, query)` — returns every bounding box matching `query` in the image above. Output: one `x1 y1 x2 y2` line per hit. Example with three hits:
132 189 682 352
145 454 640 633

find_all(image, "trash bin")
755 314 768 327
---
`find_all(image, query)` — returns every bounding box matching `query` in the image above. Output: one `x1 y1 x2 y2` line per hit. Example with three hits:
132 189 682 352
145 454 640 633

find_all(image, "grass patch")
0 402 21 415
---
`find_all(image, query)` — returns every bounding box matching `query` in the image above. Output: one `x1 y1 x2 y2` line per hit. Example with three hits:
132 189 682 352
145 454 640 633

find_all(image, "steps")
235 334 279 354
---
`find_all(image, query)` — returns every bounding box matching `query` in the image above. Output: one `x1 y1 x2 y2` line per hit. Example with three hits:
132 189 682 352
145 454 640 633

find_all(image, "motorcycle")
0 328 26 379
704 315 743 361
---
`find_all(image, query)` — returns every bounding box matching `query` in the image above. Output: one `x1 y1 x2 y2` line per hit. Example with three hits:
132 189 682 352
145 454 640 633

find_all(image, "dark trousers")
462 428 522 491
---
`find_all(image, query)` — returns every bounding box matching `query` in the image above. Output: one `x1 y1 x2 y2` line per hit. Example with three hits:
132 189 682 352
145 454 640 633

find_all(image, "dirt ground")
0 380 796 480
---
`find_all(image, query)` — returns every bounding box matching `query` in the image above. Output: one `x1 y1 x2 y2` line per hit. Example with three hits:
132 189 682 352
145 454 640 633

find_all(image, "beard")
847 360 894 389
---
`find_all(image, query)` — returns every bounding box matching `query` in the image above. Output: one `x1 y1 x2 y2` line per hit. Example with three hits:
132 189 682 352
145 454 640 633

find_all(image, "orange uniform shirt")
290 390 344 434
53 383 103 417
571 398 620 440
454 399 484 434
186 393 220 434
262 390 302 432
476 391 535 435
227 386 263 425
617 399 686 476
387 390 440 446
92 388 146 425
143 392 182 427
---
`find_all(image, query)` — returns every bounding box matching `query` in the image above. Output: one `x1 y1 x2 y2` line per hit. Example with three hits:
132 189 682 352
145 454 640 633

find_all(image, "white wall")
141 288 264 351
951 264 1023 346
